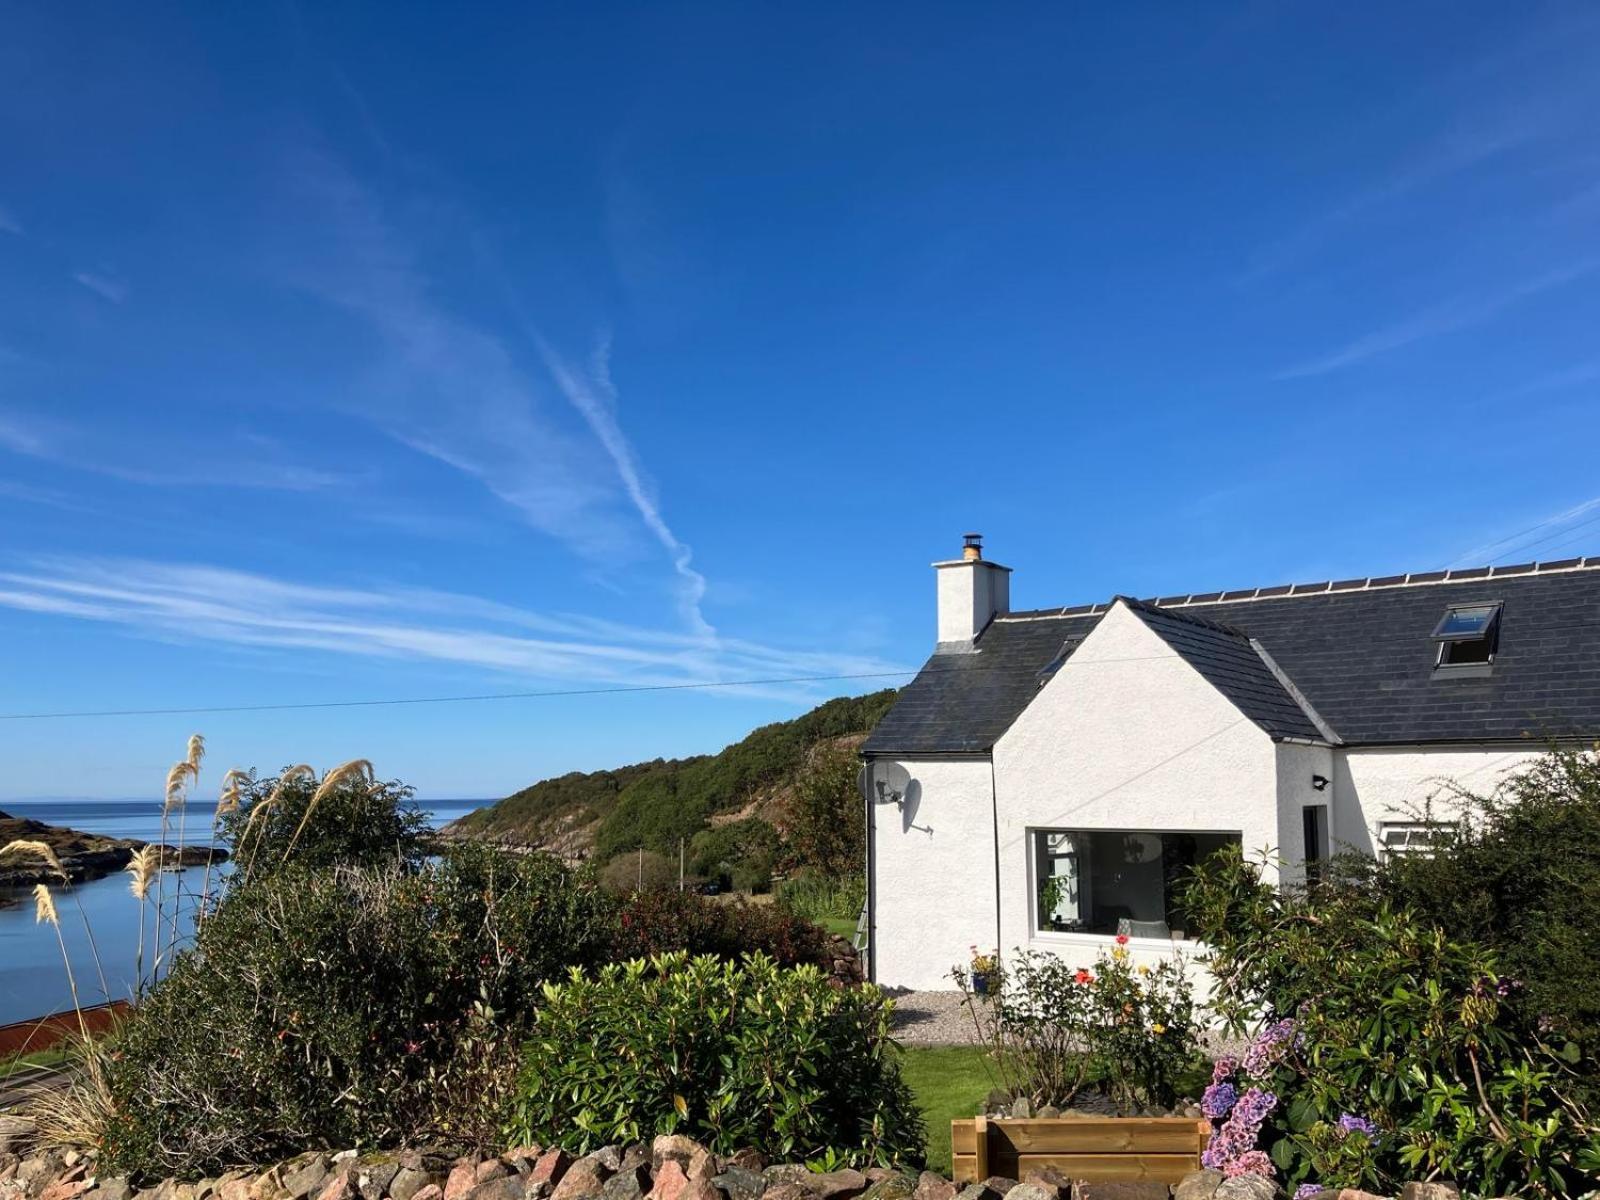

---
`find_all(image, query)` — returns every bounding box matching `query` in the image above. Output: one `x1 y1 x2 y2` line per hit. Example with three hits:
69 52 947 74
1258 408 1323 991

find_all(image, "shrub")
95 846 613 1179
954 940 1204 1113
1370 748 1600 1079
690 818 780 892
1183 845 1600 1198
599 849 678 893
776 874 866 924
611 888 830 967
502 953 924 1166
220 766 430 882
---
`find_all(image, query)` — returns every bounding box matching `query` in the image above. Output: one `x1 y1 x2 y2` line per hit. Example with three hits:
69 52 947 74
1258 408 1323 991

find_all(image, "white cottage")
861 534 1599 990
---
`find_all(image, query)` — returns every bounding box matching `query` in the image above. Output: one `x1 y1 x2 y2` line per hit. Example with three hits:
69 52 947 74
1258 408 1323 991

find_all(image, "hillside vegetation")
448 689 897 881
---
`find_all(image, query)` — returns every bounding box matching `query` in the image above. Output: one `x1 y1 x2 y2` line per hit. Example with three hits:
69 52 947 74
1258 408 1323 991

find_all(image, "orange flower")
1074 969 1094 985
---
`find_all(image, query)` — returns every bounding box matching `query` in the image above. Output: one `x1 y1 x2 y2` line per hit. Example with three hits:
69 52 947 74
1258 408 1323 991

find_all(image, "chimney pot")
962 532 984 561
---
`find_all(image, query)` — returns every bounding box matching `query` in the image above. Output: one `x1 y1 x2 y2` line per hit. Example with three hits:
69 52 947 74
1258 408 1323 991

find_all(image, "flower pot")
971 971 993 996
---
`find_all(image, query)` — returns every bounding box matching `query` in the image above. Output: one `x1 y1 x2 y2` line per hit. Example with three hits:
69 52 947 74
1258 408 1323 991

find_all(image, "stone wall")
0 1128 1470 1200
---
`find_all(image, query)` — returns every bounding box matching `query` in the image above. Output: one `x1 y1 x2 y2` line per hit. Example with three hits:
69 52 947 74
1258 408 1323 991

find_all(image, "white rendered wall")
1333 745 1546 855
868 756 998 990
935 561 1011 646
1275 741 1336 889
992 602 1283 975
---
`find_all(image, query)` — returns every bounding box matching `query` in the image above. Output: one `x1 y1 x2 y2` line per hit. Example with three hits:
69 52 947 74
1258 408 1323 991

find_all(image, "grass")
817 915 858 940
896 1044 998 1175
0 1044 72 1079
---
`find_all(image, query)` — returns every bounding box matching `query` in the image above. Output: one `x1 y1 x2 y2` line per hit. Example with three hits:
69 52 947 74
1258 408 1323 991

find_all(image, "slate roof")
1118 598 1327 741
862 558 1600 754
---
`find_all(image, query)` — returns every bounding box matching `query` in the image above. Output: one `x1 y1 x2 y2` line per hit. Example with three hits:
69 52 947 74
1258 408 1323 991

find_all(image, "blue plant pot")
972 971 993 996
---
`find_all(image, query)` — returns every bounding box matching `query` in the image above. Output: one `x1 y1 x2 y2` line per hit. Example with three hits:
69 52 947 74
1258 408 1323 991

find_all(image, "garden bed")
950 1116 1209 1185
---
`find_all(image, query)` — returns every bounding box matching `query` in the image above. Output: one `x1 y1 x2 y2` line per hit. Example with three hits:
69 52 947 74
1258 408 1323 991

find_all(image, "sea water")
0 798 482 1026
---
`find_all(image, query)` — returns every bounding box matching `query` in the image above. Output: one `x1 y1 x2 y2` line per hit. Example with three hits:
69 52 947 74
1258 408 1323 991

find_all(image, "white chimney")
934 533 1011 649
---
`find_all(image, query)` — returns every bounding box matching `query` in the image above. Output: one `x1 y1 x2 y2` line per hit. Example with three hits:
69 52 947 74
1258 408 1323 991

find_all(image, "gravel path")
887 988 1248 1057
886 989 990 1046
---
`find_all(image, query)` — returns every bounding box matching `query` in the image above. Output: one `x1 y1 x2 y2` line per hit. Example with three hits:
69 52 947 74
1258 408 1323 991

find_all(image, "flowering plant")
1182 843 1594 1199
968 945 1002 978
953 942 1203 1113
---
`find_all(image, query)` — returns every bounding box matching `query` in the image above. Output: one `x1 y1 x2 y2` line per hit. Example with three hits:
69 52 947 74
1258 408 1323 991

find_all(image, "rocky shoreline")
0 810 226 889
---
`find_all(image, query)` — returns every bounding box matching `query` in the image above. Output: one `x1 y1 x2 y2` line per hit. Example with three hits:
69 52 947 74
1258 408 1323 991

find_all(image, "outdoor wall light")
1311 774 1329 791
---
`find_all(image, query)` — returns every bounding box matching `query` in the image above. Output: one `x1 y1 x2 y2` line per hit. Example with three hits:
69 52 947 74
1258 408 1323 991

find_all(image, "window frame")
1027 825 1242 945
1377 820 1454 860
1430 601 1502 672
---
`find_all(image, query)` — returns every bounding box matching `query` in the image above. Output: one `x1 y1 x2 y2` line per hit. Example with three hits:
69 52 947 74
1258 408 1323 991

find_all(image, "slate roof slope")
863 613 1098 754
1118 598 1327 741
862 562 1600 754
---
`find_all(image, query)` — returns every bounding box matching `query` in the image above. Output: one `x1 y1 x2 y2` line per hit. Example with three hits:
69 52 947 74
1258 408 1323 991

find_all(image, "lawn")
817 916 858 941
896 1044 997 1175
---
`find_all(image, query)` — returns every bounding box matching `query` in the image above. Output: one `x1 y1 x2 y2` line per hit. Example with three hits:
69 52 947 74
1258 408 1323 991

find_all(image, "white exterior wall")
869 603 1561 991
868 756 998 990
1334 745 1546 855
991 602 1283 975
935 560 1011 646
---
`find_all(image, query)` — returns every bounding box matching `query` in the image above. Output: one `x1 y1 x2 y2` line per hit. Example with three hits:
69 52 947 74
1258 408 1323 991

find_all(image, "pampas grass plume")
126 846 160 901
33 883 59 926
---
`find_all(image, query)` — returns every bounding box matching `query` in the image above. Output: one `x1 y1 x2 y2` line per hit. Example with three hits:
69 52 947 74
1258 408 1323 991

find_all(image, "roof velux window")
1431 602 1501 669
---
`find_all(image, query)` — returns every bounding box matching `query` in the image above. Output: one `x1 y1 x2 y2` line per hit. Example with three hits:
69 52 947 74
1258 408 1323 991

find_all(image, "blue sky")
3 3 1600 800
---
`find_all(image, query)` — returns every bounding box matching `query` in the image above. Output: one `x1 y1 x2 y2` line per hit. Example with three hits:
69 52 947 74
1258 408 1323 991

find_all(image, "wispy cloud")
0 557 905 697
1276 259 1600 380
1449 494 1600 568
537 333 713 638
0 412 49 456
1244 125 1536 284
0 404 354 492
278 149 640 562
73 271 128 304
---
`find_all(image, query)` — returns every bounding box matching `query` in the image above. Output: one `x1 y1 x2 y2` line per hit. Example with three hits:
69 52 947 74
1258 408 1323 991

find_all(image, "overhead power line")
0 670 921 723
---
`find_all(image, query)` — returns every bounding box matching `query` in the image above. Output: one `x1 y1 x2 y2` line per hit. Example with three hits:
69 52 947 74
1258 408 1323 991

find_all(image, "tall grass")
23 741 389 1161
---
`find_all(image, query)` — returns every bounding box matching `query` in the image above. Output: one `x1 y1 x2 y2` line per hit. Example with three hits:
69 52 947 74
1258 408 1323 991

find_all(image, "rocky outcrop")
0 810 225 888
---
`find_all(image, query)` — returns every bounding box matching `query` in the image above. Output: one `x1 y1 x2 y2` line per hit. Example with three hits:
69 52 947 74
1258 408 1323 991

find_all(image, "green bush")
776 874 865 923
1369 748 1600 1083
689 818 780 892
220 766 430 882
502 953 924 1167
98 847 614 1179
1183 845 1600 1198
611 888 831 967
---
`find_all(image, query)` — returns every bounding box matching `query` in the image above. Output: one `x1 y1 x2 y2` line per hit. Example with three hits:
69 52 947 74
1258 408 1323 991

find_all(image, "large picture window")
1032 828 1241 940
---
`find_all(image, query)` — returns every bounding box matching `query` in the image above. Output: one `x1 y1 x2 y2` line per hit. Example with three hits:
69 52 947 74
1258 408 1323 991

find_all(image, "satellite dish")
861 760 912 808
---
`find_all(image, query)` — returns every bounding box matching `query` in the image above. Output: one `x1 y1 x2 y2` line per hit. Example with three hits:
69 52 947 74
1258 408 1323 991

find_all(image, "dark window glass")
1034 829 1241 939
1432 603 1500 641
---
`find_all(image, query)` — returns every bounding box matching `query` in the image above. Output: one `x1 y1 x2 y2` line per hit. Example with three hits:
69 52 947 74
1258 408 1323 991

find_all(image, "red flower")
1074 969 1094 985
1115 933 1129 946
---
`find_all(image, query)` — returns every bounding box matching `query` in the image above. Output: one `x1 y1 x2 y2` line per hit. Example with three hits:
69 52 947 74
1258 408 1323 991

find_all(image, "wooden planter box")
951 1115 1210 1184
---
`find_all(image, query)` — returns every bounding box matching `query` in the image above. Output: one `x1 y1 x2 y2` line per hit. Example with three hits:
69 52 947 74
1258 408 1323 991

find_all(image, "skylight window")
1431 602 1501 669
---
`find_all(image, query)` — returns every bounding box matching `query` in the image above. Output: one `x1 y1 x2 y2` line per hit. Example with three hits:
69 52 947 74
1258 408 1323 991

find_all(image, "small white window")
1378 821 1453 859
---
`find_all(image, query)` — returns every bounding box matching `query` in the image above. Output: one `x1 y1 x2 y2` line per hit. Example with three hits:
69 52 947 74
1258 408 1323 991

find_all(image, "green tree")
782 739 863 878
